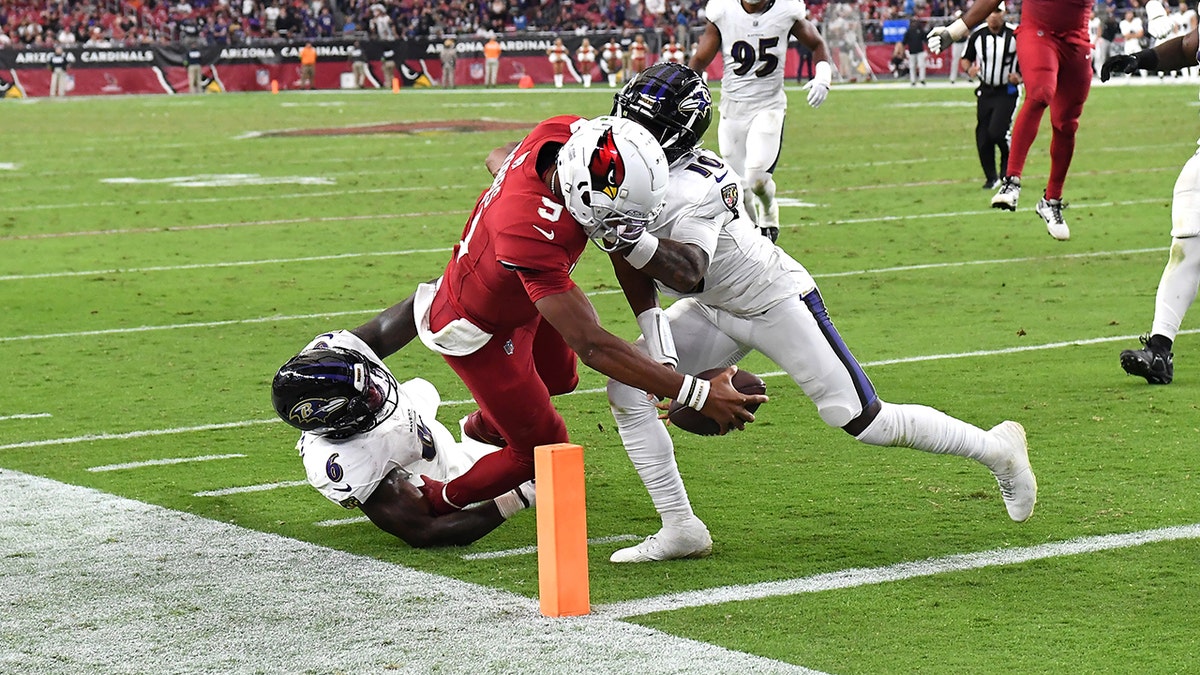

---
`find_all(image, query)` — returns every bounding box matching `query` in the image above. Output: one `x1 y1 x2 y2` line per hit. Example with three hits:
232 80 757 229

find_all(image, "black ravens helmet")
271 347 398 438
611 62 713 164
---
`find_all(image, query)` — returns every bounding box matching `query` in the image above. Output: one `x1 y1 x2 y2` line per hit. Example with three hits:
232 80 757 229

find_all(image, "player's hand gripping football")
697 366 768 435
1100 54 1140 82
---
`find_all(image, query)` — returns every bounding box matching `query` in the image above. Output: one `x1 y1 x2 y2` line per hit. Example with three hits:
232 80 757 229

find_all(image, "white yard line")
6 328 1199 454
460 534 643 561
0 211 469 241
87 453 247 472
0 248 453 282
0 412 51 421
596 523 1200 620
0 470 816 675
0 309 378 344
0 185 472 213
193 480 309 497
0 245 1165 284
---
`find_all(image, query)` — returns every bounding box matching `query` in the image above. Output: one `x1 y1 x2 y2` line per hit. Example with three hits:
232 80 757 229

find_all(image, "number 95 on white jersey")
706 0 807 109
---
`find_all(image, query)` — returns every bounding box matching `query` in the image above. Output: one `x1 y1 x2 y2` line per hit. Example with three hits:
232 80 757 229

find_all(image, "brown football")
667 367 766 436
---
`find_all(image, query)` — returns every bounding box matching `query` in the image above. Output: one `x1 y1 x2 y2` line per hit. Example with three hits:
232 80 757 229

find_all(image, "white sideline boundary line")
0 413 51 421
5 328 1199 454
0 470 817 674
87 453 247 472
596 523 1200 620
461 534 643 561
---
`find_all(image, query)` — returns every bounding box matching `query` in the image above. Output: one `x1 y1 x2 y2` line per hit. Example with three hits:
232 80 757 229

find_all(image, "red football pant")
438 317 578 510
1006 27 1092 200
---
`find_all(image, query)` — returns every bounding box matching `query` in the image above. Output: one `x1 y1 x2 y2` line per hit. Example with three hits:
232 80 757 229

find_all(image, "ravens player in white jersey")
1103 26 1200 384
689 0 833 242
272 330 535 547
602 63 1038 562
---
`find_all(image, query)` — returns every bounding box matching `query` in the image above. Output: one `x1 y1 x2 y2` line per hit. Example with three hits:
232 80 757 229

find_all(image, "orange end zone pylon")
534 443 589 617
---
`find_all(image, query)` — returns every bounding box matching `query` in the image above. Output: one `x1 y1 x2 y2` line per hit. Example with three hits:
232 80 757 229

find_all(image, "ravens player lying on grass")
272 330 534 548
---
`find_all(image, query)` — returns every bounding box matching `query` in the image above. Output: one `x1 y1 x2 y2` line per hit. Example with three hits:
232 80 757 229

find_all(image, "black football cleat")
1120 335 1174 384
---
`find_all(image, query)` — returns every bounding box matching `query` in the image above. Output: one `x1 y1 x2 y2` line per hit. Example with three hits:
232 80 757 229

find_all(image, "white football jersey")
294 331 490 509
705 0 807 111
652 148 815 315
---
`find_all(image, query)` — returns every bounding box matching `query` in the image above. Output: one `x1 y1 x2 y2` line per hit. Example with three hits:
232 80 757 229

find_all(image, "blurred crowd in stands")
0 0 1170 50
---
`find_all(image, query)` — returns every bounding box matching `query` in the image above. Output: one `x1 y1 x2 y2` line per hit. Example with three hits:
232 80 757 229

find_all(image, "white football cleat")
1036 194 1070 241
987 421 1037 522
991 176 1020 211
610 521 713 563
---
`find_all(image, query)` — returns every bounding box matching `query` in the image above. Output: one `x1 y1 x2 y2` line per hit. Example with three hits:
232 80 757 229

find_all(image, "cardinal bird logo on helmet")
588 128 625 200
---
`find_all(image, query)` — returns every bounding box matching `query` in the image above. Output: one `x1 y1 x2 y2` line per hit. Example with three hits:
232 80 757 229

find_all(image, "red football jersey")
1019 0 1091 39
433 115 589 335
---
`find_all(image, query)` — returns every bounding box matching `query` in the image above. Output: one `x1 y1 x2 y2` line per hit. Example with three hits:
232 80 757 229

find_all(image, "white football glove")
803 61 832 108
1146 0 1173 39
927 18 969 55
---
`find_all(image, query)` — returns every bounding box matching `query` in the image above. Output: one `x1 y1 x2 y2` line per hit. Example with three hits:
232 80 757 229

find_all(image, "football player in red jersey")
352 116 766 515
929 0 1094 241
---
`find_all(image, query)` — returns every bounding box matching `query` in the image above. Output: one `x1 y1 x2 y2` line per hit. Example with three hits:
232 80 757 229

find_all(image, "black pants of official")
975 86 1019 182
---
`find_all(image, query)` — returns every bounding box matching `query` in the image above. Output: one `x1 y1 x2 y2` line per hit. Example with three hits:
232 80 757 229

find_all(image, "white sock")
1151 236 1200 340
493 481 535 519
608 379 698 528
583 74 592 87
554 73 563 88
855 400 999 468
608 74 617 87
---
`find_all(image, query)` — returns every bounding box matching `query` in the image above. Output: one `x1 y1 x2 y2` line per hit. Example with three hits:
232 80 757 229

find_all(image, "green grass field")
2 80 1199 673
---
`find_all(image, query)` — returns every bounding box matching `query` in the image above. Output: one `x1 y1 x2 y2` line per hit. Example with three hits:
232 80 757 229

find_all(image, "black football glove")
760 226 779 243
1100 54 1138 82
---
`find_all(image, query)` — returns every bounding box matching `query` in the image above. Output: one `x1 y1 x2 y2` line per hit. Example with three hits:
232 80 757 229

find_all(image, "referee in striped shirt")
961 2 1021 189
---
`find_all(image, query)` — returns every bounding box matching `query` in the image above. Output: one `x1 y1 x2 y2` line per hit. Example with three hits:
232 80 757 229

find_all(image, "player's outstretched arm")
687 22 722 74
927 0 1001 53
1101 28 1200 80
359 469 508 547
352 289 422 360
534 287 765 433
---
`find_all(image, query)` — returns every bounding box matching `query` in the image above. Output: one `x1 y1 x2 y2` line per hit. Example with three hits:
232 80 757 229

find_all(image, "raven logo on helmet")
588 128 626 200
289 397 349 427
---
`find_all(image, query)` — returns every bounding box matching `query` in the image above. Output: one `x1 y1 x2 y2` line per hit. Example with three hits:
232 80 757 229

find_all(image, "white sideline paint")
461 534 643 561
596 523 1200 620
193 479 308 497
87 453 247 472
0 412 51 421
0 163 19 170
0 470 818 675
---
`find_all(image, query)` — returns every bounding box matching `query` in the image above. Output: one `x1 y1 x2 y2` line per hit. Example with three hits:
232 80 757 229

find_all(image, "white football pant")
609 293 1008 529
717 108 784 227
1149 149 1200 340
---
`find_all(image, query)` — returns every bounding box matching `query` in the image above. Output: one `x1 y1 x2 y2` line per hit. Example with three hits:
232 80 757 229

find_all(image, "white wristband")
636 307 678 368
623 232 659 269
813 60 832 86
948 18 969 41
677 374 711 411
